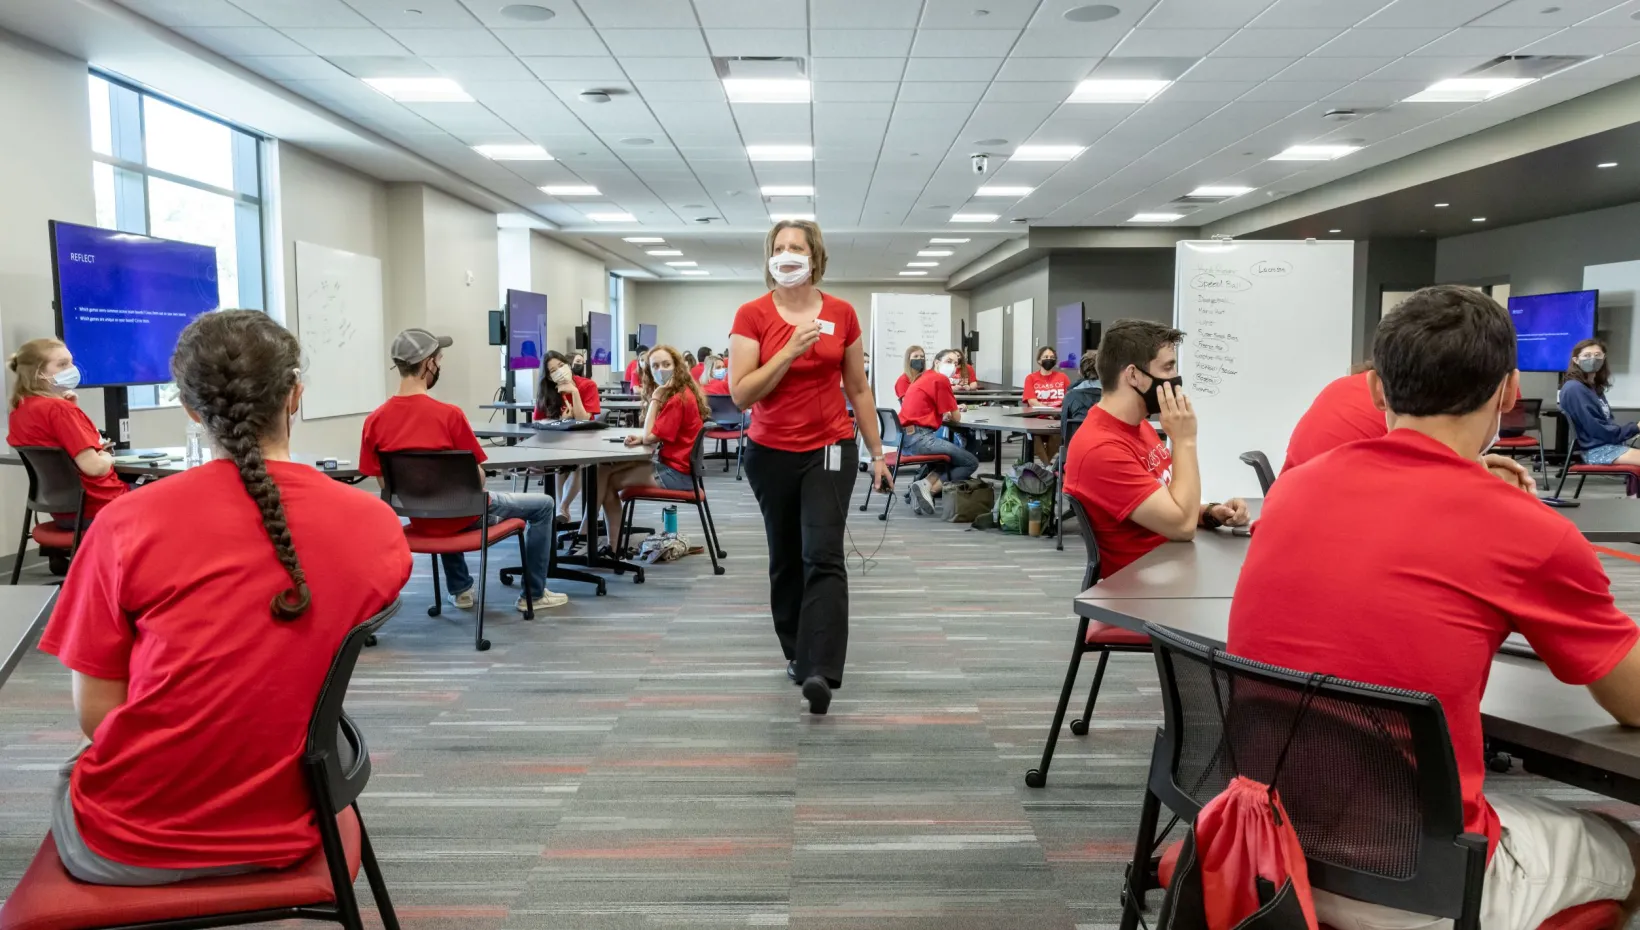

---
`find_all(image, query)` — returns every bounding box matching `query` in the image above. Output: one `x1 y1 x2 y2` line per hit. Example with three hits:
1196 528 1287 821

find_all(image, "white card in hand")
816 318 835 336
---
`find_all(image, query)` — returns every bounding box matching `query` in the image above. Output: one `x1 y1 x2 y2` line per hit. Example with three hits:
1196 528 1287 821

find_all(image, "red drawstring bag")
1196 776 1318 930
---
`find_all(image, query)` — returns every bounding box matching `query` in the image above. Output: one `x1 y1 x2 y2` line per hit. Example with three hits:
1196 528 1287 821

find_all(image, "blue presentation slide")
1510 290 1596 371
638 323 657 349
51 221 219 387
588 311 612 366
1054 304 1082 371
507 288 547 370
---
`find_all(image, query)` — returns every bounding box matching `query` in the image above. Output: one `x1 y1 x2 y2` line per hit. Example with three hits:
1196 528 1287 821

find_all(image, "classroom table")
0 585 59 692
954 391 1021 405
472 422 536 442
479 400 535 426
515 429 654 582
954 413 1064 478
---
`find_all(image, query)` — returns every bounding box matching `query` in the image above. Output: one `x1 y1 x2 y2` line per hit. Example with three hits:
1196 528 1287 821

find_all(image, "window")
86 73 268 408
608 272 624 366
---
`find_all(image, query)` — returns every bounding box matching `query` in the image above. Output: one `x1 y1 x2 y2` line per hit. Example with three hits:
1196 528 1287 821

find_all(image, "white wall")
414 185 501 415
530 232 607 366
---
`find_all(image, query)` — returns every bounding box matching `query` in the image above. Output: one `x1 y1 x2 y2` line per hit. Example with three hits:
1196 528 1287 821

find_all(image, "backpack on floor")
997 476 1056 535
937 478 995 523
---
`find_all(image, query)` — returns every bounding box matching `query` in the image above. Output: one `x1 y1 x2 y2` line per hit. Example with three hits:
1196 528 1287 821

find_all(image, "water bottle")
662 505 678 536
1027 499 1042 537
184 421 205 468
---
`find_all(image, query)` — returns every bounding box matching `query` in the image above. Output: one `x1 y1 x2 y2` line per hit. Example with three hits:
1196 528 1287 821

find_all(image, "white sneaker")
910 479 935 515
448 589 475 610
517 590 569 612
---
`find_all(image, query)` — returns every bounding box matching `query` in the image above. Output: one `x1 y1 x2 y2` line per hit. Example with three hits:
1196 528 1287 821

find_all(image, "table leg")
993 430 1004 479
555 462 647 582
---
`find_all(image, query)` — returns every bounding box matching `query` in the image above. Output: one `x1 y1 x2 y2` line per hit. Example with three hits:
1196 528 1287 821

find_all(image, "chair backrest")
1500 396 1542 432
687 427 708 490
1144 624 1480 922
376 450 486 520
706 392 741 426
875 407 905 446
304 599 400 811
1239 450 1276 495
1060 413 1085 447
1064 494 1101 589
16 446 86 515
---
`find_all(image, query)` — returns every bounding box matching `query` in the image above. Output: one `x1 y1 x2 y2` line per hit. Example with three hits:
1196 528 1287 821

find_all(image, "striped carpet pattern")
1 447 1636 929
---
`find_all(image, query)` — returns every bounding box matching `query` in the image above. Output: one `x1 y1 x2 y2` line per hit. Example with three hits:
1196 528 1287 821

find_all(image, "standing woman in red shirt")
37 310 411 885
6 338 127 527
731 220 892 715
895 345 926 399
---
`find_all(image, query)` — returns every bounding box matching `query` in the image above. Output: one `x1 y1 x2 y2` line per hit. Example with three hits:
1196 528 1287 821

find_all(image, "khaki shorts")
1314 795 1633 930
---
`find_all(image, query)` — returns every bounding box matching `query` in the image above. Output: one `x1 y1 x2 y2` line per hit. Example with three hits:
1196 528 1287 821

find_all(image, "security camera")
970 153 989 175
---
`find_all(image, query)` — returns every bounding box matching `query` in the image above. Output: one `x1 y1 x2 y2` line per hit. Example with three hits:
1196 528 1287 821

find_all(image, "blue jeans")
899 428 979 482
442 491 554 600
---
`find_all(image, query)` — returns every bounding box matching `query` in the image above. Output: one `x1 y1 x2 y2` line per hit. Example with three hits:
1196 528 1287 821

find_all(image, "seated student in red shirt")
581 346 706 556
703 354 732 396
895 345 927 399
692 345 712 382
624 345 648 393
1023 345 1071 462
897 349 981 514
1230 285 1640 930
5 337 126 527
537 350 597 524
1063 319 1250 577
37 310 411 886
361 328 567 613
568 350 602 417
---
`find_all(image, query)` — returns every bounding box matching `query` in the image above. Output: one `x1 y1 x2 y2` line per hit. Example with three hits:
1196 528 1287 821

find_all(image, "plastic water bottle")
184 421 205 468
1027 499 1042 537
662 505 678 535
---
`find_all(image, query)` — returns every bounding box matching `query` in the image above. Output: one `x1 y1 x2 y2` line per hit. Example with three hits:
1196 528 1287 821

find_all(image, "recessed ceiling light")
539 184 599 195
747 144 813 162
1472 217 1486 222
588 212 636 222
951 213 998 223
1069 79 1172 103
475 144 553 160
723 78 811 104
918 249 954 257
907 261 939 267
761 184 815 196
1435 202 1450 208
1189 185 1254 198
1599 161 1619 168
929 238 970 244
769 212 816 221
680 270 710 276
665 261 697 267
362 77 471 102
646 249 682 256
1328 229 1342 234
500 4 555 22
1011 144 1085 161
624 237 665 243
1270 144 1360 161
1405 77 1535 103
1063 3 1121 22
899 271 929 276
1130 212 1184 223
975 185 1035 197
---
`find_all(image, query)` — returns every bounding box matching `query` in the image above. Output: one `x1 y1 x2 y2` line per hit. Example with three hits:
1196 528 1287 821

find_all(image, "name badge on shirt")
816 318 836 336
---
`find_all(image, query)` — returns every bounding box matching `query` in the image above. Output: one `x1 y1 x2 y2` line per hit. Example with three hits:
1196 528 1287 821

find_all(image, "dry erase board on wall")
1175 240 1355 501
870 293 950 411
294 241 385 421
1584 261 1640 408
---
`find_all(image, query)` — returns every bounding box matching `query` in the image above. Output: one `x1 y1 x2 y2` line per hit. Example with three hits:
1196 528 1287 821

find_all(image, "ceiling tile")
1165 79 1261 100
601 29 711 56
704 28 808 56
519 56 626 81
691 0 808 28
384 28 511 55
902 57 1004 80
1322 78 1435 105
1360 0 1521 27
179 26 312 55
809 57 908 81
910 29 1022 56
456 0 594 28
495 28 609 55
994 57 1100 81
1570 1 1640 29
811 81 903 102
810 0 924 28
282 27 410 55
919 0 1041 28
1363 55 1498 80
1247 0 1395 27
235 55 351 80
465 80 556 102
1471 0 1633 26
1211 27 1348 56
1178 56 1294 81
1516 27 1640 54
346 0 480 28
982 81 1079 101
898 81 989 102
1011 27 1126 57
425 56 536 80
226 0 370 27
634 80 727 101
1408 26 1562 56
1270 56 1395 81
1237 79 1351 100
1111 28 1237 56
1139 0 1281 29
577 0 700 27
324 54 436 77
811 30 916 55
623 57 721 81
119 0 258 27
1311 27 1451 56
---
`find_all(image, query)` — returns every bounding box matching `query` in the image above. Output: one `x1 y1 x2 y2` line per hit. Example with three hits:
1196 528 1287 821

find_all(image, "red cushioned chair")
704 394 747 480
1490 397 1547 475
1554 411 1640 498
859 408 950 521
1116 624 1622 930
0 603 403 930
378 451 530 652
1025 495 1151 788
10 447 89 585
616 431 725 576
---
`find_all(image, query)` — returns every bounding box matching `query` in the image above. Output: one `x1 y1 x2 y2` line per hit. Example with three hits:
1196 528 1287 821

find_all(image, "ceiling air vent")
713 56 807 80
1467 55 1588 80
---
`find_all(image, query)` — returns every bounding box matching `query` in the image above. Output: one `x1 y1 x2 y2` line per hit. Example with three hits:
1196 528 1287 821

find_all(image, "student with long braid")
36 310 411 885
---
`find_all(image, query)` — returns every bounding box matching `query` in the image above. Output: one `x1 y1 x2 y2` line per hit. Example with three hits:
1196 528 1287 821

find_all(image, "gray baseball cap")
390 328 453 365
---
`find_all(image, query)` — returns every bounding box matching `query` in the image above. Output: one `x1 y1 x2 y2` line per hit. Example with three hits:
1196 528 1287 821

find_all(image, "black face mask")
1136 369 1184 416
571 363 586 377
1039 357 1057 371
426 360 441 391
910 357 926 372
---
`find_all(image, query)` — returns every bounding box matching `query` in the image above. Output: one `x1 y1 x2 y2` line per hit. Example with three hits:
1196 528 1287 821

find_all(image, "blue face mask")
712 368 727 380
652 368 672 385
51 365 81 392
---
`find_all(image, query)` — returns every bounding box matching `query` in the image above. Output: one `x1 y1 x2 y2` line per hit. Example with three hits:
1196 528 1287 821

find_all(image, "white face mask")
768 251 811 288
652 367 672 385
937 361 957 378
550 366 571 385
50 365 81 392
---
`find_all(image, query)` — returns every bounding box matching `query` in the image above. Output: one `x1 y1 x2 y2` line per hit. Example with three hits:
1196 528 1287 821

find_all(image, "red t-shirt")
1023 370 1070 406
652 391 704 475
899 370 956 430
690 363 704 381
1229 429 1639 857
359 393 488 535
730 292 860 452
1064 407 1173 577
624 359 640 388
704 375 731 396
1282 372 1387 472
894 373 913 399
574 374 601 416
39 459 411 870
7 395 127 520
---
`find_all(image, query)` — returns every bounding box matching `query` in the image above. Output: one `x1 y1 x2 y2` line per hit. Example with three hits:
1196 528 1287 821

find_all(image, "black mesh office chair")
1239 451 1275 496
11 447 89 584
1491 397 1546 474
1119 625 1489 930
1053 414 1087 552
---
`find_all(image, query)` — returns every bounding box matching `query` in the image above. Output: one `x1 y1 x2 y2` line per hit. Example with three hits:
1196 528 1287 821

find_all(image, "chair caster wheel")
716 549 726 558
878 512 888 520
634 569 645 583
1486 752 1512 774
713 566 726 575
476 638 491 651
1025 769 1046 788
1070 719 1089 736
857 503 867 512
365 634 378 647
499 571 516 586
427 605 442 617
48 555 70 576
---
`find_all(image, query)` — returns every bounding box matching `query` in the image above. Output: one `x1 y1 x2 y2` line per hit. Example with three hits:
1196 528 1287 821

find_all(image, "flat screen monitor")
637 323 657 349
49 221 220 388
1509 289 1596 372
587 311 612 366
1054 302 1084 372
506 288 547 371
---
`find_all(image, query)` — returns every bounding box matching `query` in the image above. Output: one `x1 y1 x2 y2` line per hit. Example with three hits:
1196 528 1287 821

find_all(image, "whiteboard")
294 241 386 421
1011 299 1034 387
976 306 1004 384
1584 261 1640 408
1175 240 1355 501
870 293 951 411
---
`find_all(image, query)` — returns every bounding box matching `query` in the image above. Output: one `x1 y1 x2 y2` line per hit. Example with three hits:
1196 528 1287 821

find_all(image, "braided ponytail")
171 311 311 620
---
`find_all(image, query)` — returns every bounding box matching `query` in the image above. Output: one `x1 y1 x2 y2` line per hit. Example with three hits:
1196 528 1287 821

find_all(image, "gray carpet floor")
0 447 1636 929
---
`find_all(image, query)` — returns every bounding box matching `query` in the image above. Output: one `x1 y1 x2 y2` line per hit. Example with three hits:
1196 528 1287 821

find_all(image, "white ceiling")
108 0 1640 281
